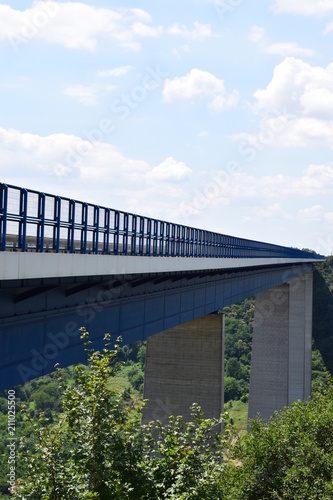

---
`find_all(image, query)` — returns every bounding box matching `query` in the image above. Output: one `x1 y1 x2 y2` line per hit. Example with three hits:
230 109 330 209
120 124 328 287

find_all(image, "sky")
0 0 333 255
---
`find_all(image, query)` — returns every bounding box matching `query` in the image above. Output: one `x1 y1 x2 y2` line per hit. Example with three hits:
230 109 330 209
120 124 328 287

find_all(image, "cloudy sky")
1 0 333 254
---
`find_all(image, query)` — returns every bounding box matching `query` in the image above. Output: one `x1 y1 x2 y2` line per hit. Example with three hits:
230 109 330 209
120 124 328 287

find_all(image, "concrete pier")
248 272 313 421
142 314 224 424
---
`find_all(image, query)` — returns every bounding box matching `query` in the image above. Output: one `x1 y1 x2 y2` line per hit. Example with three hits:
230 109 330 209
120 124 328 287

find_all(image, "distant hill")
313 257 333 373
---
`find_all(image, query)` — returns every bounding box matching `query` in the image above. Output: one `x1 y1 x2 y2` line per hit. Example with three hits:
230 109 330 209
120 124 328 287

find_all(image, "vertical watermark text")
7 389 16 494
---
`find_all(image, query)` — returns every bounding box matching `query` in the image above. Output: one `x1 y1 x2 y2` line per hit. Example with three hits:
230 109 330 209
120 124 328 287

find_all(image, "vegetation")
229 376 333 499
12 329 229 499
313 257 333 373
5 329 333 499
224 298 254 403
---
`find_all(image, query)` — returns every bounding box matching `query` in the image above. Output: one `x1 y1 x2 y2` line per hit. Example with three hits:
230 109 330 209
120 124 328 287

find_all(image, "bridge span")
0 183 325 421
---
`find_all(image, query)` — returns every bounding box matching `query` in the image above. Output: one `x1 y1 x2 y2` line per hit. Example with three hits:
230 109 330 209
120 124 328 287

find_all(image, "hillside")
313 257 333 373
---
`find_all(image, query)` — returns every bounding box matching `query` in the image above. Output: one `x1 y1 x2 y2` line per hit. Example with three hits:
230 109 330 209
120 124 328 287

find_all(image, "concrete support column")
248 271 313 422
142 314 224 424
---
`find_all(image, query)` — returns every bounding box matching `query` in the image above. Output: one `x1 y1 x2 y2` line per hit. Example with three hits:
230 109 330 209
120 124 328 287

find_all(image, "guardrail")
0 183 324 260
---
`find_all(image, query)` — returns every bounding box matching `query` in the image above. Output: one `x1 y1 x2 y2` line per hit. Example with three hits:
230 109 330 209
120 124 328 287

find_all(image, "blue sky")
1 0 333 254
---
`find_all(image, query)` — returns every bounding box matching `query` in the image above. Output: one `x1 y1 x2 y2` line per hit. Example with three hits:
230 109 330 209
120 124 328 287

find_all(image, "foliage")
127 364 144 392
143 405 231 499
223 299 254 402
33 382 61 412
230 375 333 499
313 257 333 373
117 341 146 367
312 349 329 393
0 343 145 497
12 329 231 499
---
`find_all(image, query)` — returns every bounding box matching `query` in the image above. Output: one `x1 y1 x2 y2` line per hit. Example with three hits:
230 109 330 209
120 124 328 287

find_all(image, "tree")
224 376 240 402
230 375 333 499
13 328 231 499
33 382 61 412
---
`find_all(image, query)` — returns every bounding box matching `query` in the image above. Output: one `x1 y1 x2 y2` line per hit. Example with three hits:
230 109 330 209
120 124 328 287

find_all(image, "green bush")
231 375 333 499
13 329 231 499
33 382 61 412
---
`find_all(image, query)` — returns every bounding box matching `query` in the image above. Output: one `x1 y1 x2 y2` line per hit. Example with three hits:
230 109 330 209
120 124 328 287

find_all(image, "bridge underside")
0 261 313 390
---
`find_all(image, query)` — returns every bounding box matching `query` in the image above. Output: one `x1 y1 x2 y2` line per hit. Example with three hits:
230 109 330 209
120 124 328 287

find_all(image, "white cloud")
324 212 333 223
234 57 333 148
1 2 162 52
272 0 333 16
243 203 290 223
199 130 209 137
265 42 315 57
234 116 333 149
254 57 333 116
249 25 266 43
325 22 333 33
96 66 132 78
147 157 192 182
0 127 196 220
131 21 163 38
163 69 239 111
0 126 148 179
63 84 114 106
211 164 333 199
167 21 214 40
298 205 324 221
249 26 315 57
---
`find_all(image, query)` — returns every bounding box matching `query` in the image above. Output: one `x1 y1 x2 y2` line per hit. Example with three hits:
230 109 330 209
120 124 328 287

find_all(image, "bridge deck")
0 251 321 281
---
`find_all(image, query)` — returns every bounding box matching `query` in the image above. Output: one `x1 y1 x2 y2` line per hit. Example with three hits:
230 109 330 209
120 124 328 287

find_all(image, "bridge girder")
0 262 313 390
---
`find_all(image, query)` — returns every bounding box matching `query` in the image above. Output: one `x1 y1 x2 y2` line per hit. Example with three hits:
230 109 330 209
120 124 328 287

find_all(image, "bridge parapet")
0 183 324 261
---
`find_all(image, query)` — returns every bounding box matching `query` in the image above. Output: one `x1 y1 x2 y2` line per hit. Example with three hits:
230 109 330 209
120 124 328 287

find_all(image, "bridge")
0 183 325 421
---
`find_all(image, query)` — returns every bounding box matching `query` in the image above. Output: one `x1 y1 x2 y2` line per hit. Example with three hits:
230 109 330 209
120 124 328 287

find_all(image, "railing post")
37 192 45 252
0 184 8 251
68 200 75 253
175 224 181 257
138 217 144 256
180 226 185 257
165 222 170 256
93 206 99 254
185 227 189 257
147 218 152 256
18 189 28 252
103 208 110 254
159 221 164 256
171 224 176 257
217 234 222 258
131 214 137 255
207 231 211 257
189 228 194 257
114 211 120 255
199 230 203 257
211 232 215 257
124 213 129 255
53 196 61 253
81 203 88 253
152 219 158 256
193 229 197 257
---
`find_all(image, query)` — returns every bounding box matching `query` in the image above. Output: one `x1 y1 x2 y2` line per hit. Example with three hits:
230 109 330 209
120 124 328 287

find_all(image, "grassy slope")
225 400 248 435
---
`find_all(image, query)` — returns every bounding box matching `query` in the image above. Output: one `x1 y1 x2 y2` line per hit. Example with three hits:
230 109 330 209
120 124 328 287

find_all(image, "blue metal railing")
0 183 324 260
